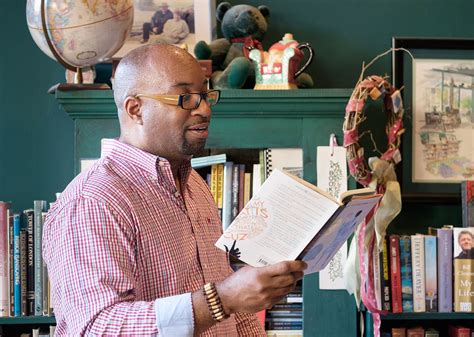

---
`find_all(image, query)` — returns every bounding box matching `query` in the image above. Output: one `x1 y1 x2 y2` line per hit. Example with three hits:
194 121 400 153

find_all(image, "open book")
215 169 382 275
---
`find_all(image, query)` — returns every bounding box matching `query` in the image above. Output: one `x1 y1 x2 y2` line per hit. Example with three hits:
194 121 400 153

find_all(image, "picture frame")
114 0 216 58
392 37 474 198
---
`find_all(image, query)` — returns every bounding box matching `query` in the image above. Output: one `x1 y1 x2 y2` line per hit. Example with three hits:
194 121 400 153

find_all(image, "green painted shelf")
0 316 55 325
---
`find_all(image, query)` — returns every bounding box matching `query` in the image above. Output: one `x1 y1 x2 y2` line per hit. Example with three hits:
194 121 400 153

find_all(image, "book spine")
454 259 474 312
238 164 245 213
373 244 382 310
243 172 251 207
399 235 413 312
461 180 474 227
24 209 35 316
251 163 261 197
411 235 425 312
389 235 402 313
12 214 21 317
380 236 391 311
210 164 218 204
41 213 49 316
19 228 28 316
437 228 453 312
8 210 14 317
424 235 437 312
34 200 47 316
0 202 10 317
216 164 224 219
231 164 240 221
221 162 233 230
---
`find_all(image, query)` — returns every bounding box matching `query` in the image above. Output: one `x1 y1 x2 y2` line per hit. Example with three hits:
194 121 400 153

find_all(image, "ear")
124 96 143 125
216 2 231 22
258 5 270 19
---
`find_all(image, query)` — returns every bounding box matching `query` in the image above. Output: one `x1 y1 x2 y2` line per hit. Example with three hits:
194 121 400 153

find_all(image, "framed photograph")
114 0 216 58
392 37 474 196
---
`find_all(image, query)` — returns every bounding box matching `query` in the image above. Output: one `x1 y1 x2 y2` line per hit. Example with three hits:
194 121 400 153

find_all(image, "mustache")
189 117 210 125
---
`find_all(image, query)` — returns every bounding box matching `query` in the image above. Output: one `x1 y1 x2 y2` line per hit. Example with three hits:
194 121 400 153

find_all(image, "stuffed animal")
194 2 270 89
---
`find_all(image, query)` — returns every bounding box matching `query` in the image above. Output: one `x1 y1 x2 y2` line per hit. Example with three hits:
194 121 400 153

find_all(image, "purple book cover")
424 235 437 312
437 227 453 312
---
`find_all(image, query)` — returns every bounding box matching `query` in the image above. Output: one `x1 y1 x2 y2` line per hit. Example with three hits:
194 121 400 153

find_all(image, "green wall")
0 1 74 211
1 0 472 210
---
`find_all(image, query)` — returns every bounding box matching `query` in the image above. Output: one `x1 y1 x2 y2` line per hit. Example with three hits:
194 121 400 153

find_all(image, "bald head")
113 44 199 116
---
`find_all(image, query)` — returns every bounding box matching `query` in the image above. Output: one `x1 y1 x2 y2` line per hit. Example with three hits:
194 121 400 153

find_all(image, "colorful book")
215 169 381 274
437 226 453 312
380 236 391 311
411 234 425 312
453 227 474 312
448 325 470 337
12 214 21 317
221 162 234 230
389 235 402 313
424 234 437 312
399 235 413 312
190 153 226 168
407 327 424 337
24 208 35 316
461 180 474 227
391 327 406 337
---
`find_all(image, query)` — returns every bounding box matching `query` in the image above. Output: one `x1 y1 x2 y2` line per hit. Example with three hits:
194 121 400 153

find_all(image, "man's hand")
152 27 158 34
216 261 307 315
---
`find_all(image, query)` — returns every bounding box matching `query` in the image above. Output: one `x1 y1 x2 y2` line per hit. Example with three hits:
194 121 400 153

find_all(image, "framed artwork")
392 37 474 197
114 0 216 58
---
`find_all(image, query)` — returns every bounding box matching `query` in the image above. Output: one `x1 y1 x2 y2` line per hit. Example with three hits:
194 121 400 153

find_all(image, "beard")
182 137 206 156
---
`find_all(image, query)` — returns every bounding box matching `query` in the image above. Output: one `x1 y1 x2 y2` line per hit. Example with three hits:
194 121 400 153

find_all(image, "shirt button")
158 161 165 167
174 191 180 197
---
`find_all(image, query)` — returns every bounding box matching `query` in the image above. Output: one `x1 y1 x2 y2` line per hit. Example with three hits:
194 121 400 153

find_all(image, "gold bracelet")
203 282 229 322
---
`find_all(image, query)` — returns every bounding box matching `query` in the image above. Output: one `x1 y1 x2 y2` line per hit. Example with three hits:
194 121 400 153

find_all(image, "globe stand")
40 0 111 93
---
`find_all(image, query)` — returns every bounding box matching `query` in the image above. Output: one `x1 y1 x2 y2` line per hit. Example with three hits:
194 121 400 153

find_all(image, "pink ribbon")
345 99 365 113
343 128 359 147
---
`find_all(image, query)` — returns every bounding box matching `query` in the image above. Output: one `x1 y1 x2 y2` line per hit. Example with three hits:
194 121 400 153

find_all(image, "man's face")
139 54 211 163
459 233 473 251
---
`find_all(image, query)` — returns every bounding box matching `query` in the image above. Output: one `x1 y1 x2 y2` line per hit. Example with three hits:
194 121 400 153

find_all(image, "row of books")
265 286 302 334
372 226 474 314
0 325 57 337
193 148 303 230
0 201 53 317
383 325 472 337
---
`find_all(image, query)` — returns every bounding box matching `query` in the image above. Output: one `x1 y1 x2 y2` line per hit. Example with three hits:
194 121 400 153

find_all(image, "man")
456 230 474 259
154 9 190 45
142 2 173 43
43 44 306 336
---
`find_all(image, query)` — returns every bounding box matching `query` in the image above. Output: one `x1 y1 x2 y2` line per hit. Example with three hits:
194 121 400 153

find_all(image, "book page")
215 169 340 267
299 195 382 274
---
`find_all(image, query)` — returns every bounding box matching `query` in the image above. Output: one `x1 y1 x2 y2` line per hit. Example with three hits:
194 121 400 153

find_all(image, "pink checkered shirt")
43 139 264 336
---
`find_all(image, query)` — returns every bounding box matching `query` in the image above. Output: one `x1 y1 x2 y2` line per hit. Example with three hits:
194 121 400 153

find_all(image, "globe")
26 0 134 70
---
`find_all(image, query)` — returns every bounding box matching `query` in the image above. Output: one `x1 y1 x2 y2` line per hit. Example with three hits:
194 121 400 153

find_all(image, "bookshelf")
55 88 358 337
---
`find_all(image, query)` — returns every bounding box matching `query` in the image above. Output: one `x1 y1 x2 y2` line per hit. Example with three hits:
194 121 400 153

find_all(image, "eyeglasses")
135 90 221 110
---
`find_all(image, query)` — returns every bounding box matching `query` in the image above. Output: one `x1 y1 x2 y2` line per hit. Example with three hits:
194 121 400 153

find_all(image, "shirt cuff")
155 293 194 337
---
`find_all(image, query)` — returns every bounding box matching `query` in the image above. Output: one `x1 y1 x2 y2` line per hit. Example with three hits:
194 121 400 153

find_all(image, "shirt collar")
100 139 192 185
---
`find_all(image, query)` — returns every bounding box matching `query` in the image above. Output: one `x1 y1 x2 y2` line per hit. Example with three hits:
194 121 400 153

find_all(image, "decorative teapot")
249 33 314 89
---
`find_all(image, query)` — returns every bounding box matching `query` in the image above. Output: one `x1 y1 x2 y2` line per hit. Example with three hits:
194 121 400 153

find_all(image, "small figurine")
249 33 314 89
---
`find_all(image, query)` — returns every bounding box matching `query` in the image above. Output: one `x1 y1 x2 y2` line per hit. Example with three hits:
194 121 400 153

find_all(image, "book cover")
264 148 303 179
215 169 381 275
411 234 425 312
221 162 234 230
238 164 245 213
399 235 413 312
389 234 402 313
424 234 437 312
448 325 470 337
425 329 439 337
453 227 474 312
373 244 382 310
437 227 453 312
461 181 474 228
391 327 406 337
407 327 424 337
210 164 219 204
190 153 226 168
231 164 240 221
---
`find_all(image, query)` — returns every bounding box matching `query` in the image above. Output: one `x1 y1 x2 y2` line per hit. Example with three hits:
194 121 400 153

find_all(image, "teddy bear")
193 2 270 89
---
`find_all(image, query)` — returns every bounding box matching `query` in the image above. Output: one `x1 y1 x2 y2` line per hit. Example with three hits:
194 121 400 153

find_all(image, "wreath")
342 74 405 191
